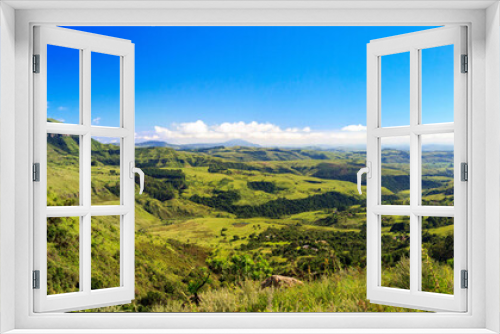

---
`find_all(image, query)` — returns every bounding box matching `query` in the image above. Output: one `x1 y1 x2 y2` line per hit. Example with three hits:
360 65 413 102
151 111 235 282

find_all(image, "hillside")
46 134 455 312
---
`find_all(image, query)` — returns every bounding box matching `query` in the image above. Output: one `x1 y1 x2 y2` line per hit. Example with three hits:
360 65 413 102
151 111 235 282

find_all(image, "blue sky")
47 26 454 146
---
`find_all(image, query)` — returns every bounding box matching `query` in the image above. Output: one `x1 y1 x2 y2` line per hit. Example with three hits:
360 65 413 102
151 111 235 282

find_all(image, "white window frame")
1 1 499 333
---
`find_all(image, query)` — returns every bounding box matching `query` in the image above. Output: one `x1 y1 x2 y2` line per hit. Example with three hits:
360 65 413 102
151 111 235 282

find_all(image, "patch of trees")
192 146 225 152
189 190 362 219
134 169 187 202
422 217 453 229
140 177 177 201
239 224 450 277
143 168 187 190
298 151 329 160
242 226 367 277
247 181 281 194
422 179 446 190
105 183 120 197
381 234 410 267
390 222 410 233
190 190 241 213
91 147 121 167
314 213 349 227
425 187 454 196
422 232 454 264
381 175 410 193
311 163 360 183
208 164 229 174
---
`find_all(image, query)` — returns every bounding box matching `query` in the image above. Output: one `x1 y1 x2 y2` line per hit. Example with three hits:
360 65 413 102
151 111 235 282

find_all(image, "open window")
362 26 467 312
33 26 140 312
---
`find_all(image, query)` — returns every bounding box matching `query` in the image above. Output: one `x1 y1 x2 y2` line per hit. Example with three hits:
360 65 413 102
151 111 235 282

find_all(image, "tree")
187 268 211 306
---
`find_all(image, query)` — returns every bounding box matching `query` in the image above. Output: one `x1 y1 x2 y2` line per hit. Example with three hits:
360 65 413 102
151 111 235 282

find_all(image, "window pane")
381 52 410 127
91 52 121 128
381 215 410 289
421 133 454 206
421 216 454 294
47 217 80 295
47 45 80 124
381 136 410 205
91 137 121 205
47 134 80 206
91 215 121 290
421 45 454 124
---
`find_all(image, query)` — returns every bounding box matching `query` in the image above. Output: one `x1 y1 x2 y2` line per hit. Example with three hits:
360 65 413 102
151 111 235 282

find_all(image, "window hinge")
461 54 468 73
461 162 468 181
33 163 40 182
33 54 40 73
33 270 40 289
461 270 468 289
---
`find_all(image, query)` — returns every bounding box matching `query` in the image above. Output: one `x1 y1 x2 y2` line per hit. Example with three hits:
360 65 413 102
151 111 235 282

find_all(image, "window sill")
4 329 497 334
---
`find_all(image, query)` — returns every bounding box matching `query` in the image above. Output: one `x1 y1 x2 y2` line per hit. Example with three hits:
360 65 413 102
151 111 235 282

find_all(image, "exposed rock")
261 275 304 289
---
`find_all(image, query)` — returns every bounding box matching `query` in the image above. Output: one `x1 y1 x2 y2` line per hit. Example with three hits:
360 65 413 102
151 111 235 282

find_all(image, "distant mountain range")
135 140 453 152
136 139 260 150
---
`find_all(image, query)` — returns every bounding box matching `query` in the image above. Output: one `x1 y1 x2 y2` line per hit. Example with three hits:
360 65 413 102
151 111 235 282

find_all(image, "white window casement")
0 1 499 334
364 26 468 312
33 26 138 313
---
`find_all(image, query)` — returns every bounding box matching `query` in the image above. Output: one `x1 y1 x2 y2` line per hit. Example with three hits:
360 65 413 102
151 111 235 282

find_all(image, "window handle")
357 162 371 195
130 162 145 195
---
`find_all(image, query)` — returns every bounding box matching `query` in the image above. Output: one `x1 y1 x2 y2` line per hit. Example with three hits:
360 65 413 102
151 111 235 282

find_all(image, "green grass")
429 224 454 236
87 264 448 312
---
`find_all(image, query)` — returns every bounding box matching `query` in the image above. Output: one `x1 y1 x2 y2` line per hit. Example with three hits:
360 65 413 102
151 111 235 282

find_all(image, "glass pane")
47 134 80 206
381 136 410 205
91 215 121 290
47 45 80 124
91 52 121 128
422 133 454 206
47 217 80 295
381 215 410 289
421 45 454 124
421 216 454 294
91 137 121 205
381 52 410 127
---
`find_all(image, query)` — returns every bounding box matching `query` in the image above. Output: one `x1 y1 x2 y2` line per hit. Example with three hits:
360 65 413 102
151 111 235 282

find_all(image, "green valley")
46 133 455 312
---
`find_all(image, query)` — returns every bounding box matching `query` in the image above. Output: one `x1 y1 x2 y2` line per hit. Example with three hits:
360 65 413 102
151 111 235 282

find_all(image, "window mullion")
409 47 420 294
82 48 92 294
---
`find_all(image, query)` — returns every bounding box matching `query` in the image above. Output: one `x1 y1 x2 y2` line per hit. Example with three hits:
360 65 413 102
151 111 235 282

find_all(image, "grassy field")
46 132 455 312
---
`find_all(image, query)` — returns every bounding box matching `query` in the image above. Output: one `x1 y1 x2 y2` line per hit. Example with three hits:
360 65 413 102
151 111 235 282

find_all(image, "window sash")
32 26 136 313
366 26 468 312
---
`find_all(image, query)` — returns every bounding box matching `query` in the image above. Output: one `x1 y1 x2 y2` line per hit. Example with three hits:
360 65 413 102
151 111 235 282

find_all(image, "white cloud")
341 124 367 132
93 136 119 144
58 106 68 111
135 121 370 147
421 133 454 145
92 117 101 125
